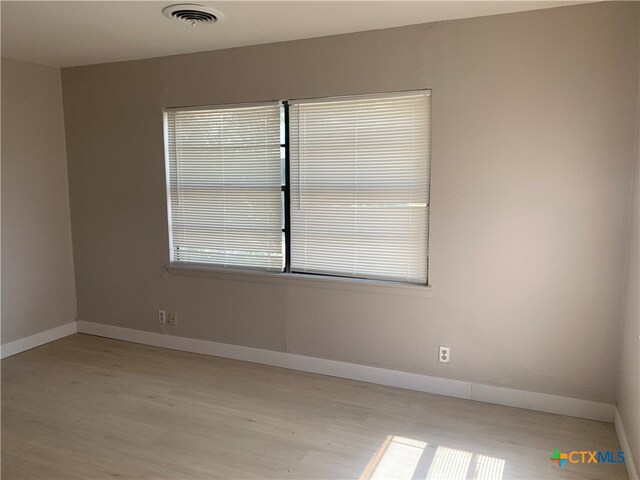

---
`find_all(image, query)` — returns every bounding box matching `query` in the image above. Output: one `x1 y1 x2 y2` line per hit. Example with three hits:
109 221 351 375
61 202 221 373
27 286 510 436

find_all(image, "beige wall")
1 57 76 344
62 2 639 404
617 29 640 469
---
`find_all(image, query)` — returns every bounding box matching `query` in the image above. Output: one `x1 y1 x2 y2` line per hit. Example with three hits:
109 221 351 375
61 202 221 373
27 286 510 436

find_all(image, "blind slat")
165 103 283 271
289 92 431 284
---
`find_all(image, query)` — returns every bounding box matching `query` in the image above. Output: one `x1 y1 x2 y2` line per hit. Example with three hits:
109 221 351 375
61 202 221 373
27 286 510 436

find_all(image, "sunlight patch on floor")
361 435 505 480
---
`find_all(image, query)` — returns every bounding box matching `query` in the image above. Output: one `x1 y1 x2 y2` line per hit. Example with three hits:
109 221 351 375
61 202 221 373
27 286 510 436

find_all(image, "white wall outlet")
439 345 451 363
158 309 167 324
168 312 178 327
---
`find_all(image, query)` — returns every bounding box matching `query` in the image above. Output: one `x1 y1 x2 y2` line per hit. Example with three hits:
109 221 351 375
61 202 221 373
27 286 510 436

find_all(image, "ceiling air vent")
163 4 222 26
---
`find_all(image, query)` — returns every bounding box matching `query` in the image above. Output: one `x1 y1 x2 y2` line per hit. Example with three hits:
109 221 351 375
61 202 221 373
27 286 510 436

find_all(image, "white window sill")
166 263 432 297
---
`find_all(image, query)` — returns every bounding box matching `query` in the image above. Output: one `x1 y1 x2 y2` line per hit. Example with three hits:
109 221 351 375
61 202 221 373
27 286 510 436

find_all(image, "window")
164 90 431 284
289 92 431 283
165 102 283 270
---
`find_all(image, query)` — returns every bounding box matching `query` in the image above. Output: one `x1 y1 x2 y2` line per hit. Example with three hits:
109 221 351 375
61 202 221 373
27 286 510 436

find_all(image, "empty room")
1 1 639 479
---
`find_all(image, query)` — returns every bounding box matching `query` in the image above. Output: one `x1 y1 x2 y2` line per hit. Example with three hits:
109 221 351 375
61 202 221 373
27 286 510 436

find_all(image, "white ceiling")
1 1 584 68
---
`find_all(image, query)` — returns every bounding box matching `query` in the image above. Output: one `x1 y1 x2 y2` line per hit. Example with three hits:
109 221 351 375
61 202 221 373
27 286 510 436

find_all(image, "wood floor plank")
1 334 628 479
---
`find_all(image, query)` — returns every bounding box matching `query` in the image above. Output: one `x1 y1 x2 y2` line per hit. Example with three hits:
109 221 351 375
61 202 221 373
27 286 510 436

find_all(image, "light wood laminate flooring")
1 334 627 479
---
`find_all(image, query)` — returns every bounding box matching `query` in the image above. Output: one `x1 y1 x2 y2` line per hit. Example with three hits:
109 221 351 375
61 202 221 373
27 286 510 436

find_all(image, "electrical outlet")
158 309 167 324
168 312 178 327
439 345 451 363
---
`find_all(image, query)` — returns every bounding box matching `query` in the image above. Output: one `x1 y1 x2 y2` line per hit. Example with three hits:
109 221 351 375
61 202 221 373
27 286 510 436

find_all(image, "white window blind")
165 102 283 271
289 91 431 284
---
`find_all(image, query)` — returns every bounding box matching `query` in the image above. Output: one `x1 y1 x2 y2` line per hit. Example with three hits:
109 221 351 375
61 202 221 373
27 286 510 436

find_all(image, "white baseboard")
77 321 615 423
1 321 78 359
615 407 639 480
470 383 614 424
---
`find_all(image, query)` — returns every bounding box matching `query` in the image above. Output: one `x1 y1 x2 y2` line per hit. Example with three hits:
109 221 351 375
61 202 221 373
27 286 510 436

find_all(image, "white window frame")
164 89 432 289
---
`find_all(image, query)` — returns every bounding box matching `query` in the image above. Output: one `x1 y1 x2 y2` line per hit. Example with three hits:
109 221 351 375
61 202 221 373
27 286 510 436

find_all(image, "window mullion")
284 101 292 273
